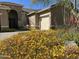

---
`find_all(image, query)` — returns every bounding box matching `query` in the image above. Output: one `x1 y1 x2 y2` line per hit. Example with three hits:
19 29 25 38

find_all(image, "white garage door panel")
41 17 50 30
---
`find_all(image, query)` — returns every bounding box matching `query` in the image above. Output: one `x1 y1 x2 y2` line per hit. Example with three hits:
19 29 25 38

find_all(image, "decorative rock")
65 41 79 54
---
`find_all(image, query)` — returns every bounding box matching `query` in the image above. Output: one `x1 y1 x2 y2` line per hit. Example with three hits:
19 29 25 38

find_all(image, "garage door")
40 16 50 30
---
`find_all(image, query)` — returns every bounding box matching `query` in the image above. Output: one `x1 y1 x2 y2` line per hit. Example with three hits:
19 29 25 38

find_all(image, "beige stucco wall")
29 14 36 28
40 12 51 17
0 3 25 29
6 5 23 28
39 12 51 30
0 10 9 30
21 11 27 27
28 11 51 30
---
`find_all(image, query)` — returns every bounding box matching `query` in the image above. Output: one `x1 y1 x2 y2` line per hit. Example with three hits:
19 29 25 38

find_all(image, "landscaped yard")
0 29 79 59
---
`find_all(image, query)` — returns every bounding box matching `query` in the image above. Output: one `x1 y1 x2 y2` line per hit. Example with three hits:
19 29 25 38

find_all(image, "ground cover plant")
0 29 79 59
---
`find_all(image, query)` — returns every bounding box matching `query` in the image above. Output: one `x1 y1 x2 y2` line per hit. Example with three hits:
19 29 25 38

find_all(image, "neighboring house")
28 3 73 30
28 4 77 30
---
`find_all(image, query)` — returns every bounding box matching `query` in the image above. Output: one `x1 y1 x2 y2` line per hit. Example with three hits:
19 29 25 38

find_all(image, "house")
0 2 35 31
0 2 77 31
28 3 77 30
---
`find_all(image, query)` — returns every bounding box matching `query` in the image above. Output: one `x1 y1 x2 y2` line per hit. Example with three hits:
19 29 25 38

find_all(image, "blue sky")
0 0 79 10
0 0 57 10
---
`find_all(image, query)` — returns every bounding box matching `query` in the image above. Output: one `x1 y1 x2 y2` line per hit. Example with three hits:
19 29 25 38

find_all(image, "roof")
27 4 58 15
38 4 58 12
0 5 11 10
22 8 38 13
28 2 73 15
27 11 36 16
22 8 37 13
0 2 39 12
37 7 50 13
0 2 23 7
37 3 63 13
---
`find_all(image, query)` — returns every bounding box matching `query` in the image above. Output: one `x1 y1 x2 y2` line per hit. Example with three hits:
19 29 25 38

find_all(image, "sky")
0 0 57 10
0 0 78 10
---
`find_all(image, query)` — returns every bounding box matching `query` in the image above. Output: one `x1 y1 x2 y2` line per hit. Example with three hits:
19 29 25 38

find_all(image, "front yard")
0 29 79 59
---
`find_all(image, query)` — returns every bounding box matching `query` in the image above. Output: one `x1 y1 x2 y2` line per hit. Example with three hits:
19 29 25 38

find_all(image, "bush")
0 30 79 59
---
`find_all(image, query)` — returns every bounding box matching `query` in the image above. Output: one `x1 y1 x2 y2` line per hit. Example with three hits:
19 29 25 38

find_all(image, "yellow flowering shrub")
0 30 79 59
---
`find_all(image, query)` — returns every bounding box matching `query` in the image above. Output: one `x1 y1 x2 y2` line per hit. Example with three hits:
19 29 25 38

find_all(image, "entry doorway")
8 10 18 29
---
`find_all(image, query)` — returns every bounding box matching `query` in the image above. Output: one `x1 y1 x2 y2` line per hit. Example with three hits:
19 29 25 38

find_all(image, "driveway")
0 31 27 40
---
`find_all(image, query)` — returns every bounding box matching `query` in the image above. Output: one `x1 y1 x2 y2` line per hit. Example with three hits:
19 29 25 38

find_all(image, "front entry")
40 15 50 30
8 10 18 29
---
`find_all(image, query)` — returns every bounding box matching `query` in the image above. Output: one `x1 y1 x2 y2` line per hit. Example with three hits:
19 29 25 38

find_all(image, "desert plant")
0 30 79 59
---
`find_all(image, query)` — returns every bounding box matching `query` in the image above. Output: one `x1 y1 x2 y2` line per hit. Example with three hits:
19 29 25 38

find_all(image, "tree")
31 0 73 8
31 0 59 6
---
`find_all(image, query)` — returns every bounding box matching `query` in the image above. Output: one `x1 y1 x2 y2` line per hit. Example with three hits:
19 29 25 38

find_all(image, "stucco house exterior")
0 2 35 31
28 3 74 30
28 5 69 30
0 2 78 31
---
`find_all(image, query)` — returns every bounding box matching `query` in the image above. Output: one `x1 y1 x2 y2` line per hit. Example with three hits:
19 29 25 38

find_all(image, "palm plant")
31 0 60 6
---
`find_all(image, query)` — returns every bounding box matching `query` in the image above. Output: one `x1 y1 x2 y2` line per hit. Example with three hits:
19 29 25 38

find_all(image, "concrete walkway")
0 31 27 40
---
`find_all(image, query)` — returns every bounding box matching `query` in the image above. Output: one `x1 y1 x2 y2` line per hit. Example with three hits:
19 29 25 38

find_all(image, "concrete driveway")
0 31 27 40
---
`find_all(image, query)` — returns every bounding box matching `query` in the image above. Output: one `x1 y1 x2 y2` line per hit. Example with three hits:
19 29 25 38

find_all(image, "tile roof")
0 5 11 10
0 2 23 7
22 8 38 12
